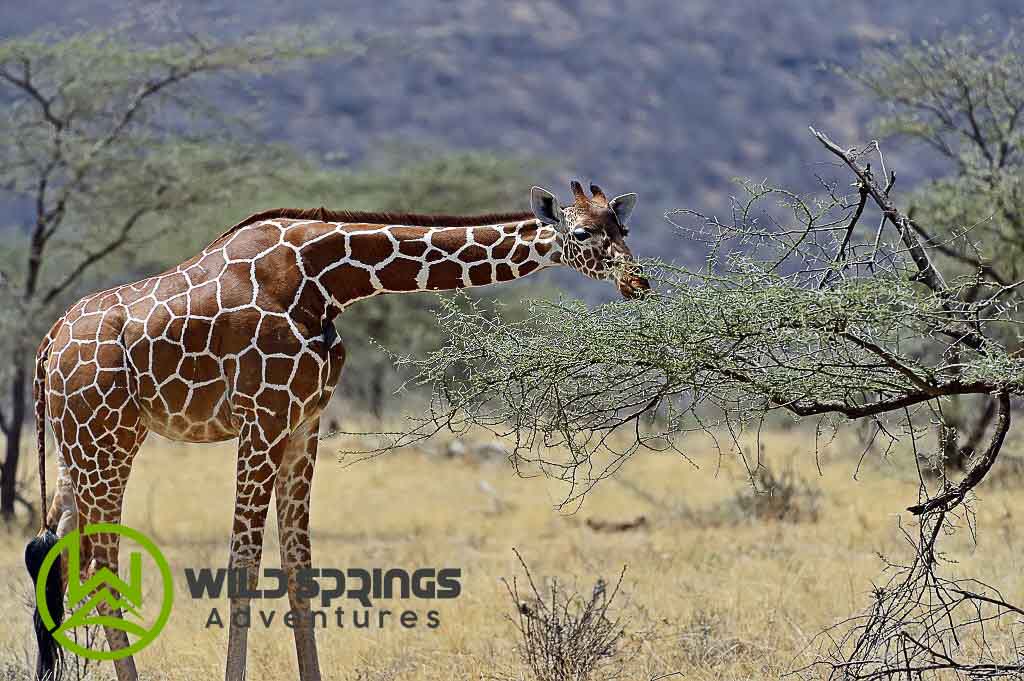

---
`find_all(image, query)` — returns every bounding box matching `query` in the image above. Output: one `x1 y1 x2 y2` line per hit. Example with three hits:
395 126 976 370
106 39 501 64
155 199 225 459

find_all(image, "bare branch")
819 178 869 289
908 221 1013 288
907 390 1011 515
810 127 989 351
41 206 153 305
0 59 65 131
838 332 935 391
810 127 948 293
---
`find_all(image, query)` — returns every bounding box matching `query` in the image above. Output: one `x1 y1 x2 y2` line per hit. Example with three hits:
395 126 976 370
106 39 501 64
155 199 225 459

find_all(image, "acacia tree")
379 128 1024 676
389 126 1020 494
0 26 357 519
380 26 1024 498
365 27 1024 677
845 27 1024 469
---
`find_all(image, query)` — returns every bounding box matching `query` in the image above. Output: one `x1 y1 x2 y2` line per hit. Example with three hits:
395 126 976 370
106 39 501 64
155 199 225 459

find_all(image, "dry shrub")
503 550 628 681
612 458 820 529
673 464 821 528
678 608 759 668
0 662 29 681
64 624 105 681
731 465 821 524
352 657 414 681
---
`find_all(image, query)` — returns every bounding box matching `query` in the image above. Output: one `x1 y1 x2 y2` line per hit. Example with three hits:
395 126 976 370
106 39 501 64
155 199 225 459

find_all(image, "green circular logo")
34 523 174 660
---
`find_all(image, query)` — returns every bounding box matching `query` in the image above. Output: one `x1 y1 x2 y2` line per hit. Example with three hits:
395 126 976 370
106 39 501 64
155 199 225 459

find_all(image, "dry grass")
1 423 1022 680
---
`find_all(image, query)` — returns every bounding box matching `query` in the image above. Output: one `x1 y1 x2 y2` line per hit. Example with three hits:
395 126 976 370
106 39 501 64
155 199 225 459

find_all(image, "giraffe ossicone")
25 181 647 681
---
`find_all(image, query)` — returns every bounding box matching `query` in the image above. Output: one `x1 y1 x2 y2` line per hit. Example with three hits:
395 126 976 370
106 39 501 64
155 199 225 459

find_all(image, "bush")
732 465 821 524
503 550 628 681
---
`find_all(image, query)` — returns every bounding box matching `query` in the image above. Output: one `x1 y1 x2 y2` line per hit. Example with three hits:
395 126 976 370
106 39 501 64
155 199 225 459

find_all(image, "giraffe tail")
33 335 51 534
25 529 63 681
25 335 64 681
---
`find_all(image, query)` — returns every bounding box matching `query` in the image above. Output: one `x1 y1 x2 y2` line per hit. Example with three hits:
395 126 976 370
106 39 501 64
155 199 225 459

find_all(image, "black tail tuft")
25 529 64 681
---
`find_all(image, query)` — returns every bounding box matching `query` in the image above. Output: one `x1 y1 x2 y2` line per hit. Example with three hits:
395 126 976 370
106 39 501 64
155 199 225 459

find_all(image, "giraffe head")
530 181 650 298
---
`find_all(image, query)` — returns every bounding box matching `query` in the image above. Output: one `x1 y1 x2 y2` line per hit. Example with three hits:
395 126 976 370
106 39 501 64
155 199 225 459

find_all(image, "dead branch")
810 127 987 351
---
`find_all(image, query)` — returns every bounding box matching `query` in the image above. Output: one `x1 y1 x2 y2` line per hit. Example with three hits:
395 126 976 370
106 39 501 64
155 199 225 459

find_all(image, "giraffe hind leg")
66 421 149 681
36 312 147 680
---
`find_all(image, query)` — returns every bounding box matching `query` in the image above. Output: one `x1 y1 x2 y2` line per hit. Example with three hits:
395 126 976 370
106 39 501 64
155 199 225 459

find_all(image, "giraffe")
23 180 648 681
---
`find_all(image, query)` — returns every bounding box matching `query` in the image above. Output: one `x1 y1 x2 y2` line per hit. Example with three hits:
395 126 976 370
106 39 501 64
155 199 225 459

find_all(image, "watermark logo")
35 523 174 660
185 566 461 631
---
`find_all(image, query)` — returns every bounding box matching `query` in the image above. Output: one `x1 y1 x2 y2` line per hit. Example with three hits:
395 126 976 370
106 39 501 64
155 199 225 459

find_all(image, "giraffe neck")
315 218 562 310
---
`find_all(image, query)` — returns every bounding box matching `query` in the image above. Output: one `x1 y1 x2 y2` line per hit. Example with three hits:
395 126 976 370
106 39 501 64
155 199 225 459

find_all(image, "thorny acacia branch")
362 130 1022 515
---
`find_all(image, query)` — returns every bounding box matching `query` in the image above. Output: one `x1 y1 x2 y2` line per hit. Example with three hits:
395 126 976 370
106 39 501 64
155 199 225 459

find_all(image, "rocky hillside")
6 1 1018 260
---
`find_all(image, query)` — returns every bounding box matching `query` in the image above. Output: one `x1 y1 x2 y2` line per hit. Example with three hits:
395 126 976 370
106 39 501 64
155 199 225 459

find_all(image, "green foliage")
383 163 1024 504
0 23 546 423
398 259 1016 432
844 25 1024 294
850 29 1023 159
0 25 357 352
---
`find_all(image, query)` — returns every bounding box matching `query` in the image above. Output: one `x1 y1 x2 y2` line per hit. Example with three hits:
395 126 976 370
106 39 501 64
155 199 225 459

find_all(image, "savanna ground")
1 412 1022 680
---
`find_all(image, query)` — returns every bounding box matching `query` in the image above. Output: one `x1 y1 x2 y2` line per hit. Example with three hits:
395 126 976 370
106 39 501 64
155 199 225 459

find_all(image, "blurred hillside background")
3 5 1024 678
1 0 1021 515
5 0 1021 273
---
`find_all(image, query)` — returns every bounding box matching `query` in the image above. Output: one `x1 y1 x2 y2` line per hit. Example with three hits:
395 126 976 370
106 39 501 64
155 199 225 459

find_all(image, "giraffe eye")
571 227 590 241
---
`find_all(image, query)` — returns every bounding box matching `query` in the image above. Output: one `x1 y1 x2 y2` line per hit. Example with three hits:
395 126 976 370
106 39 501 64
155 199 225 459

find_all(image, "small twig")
819 177 870 288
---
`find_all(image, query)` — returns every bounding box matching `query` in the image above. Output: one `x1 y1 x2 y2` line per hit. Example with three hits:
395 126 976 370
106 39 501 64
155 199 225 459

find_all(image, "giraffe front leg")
225 421 286 681
276 419 322 681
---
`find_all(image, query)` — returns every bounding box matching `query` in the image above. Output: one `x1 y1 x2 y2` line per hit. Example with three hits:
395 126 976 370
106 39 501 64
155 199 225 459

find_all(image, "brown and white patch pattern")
33 209 571 681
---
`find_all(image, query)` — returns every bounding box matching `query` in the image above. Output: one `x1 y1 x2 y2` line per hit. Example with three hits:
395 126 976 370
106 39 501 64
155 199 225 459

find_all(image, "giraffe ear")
530 186 563 226
609 193 638 226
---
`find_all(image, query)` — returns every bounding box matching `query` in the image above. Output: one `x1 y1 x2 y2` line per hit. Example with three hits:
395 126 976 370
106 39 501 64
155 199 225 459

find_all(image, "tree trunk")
368 316 385 420
1 358 27 519
369 366 385 421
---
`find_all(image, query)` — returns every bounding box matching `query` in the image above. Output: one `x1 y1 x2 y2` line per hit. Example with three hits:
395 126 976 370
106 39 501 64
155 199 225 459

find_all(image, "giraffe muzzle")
617 272 651 299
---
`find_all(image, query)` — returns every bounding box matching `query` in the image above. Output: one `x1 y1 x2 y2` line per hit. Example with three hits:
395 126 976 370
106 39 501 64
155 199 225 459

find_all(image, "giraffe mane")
212 207 536 244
